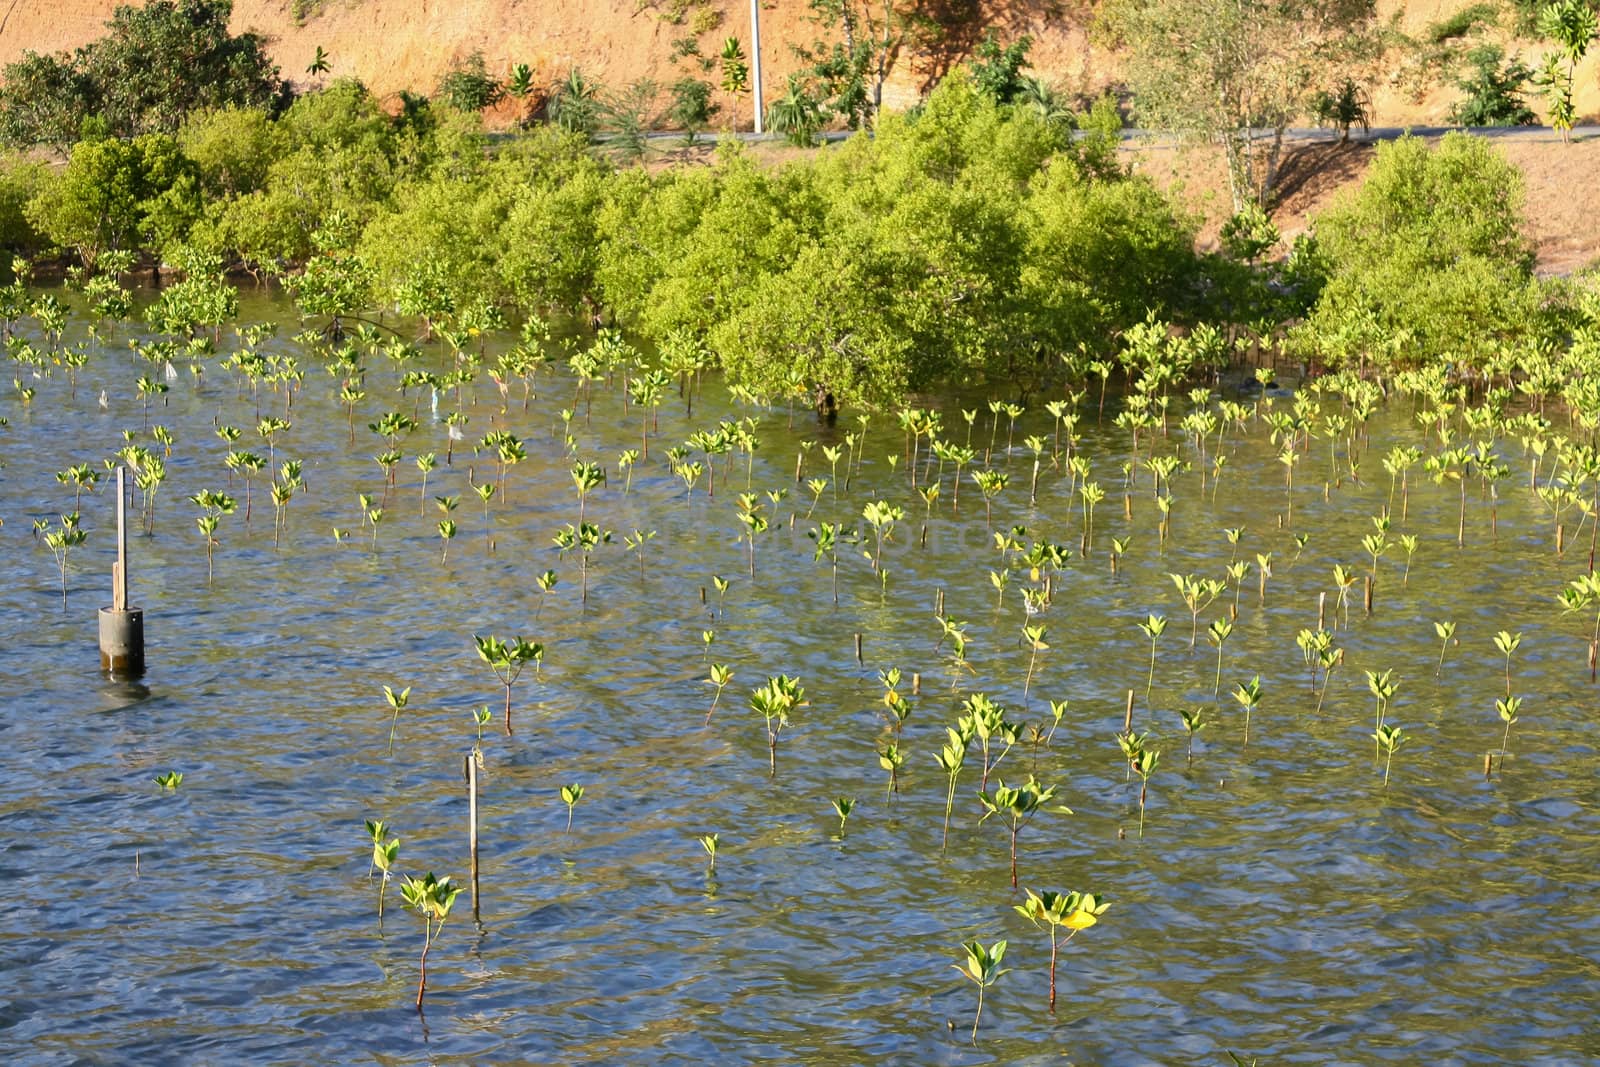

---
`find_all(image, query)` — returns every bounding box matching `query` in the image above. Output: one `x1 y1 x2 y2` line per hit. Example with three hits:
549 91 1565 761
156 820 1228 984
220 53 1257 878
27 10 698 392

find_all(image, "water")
2 290 1597 1065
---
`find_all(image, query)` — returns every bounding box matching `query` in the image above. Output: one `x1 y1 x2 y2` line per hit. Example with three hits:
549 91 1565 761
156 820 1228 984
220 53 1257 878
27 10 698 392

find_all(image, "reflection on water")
1 290 1597 1064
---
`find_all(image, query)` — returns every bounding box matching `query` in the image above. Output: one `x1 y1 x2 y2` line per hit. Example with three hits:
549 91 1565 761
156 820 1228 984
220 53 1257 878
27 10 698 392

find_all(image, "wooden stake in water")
1318 591 1326 632
854 632 863 666
1123 689 1134 734
1363 576 1373 615
464 754 480 920
113 467 128 612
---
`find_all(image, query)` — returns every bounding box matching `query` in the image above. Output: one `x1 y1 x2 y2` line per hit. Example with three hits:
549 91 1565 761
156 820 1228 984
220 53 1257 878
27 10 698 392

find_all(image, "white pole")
750 0 764 135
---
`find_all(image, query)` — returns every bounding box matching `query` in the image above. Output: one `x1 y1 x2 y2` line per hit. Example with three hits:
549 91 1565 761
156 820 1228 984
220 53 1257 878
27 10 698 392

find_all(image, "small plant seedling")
832 795 855 836
699 833 719 873
383 684 412 756
1434 621 1456 676
400 872 461 1011
978 776 1070 888
1365 668 1398 761
954 939 1009 1044
560 784 584 832
1177 707 1208 762
1207 617 1234 696
1014 890 1108 1011
1132 747 1160 837
1372 723 1407 787
750 674 805 776
474 634 543 735
1496 695 1522 773
365 819 400 921
1136 614 1167 700
1231 675 1263 747
936 719 973 852
1494 630 1521 696
706 663 733 724
879 742 905 797
153 770 183 790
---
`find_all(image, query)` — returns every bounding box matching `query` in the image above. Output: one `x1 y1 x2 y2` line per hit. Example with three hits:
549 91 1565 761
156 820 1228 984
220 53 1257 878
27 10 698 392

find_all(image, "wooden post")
853 632 863 666
1124 689 1134 733
465 754 480 920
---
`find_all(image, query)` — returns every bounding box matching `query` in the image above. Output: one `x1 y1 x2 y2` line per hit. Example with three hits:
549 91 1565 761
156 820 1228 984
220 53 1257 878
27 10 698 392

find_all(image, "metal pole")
750 0 764 135
114 466 127 611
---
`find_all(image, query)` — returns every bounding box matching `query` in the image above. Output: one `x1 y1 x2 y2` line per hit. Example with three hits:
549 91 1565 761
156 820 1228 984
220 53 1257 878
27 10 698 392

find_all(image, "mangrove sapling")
1021 624 1048 705
364 819 400 921
711 574 731 618
1434 621 1457 676
383 685 411 756
42 513 86 607
702 630 716 661
1132 748 1159 836
954 939 1009 1044
438 518 457 563
400 872 461 1011
553 522 612 604
699 833 719 874
1207 618 1234 697
1366 669 1398 761
1111 535 1131 576
470 705 492 757
56 463 99 511
560 784 584 832
706 664 733 724
189 491 236 587
474 634 543 735
1078 480 1105 555
1495 695 1522 773
736 496 769 578
474 482 496 551
1398 534 1419 585
937 718 974 852
1256 553 1273 605
750 674 805 775
1372 723 1407 787
990 568 1010 611
879 742 905 797
1137 614 1167 700
1177 707 1208 763
972 470 1008 531
832 796 855 837
624 529 656 582
966 693 1018 790
1331 564 1359 629
1170 573 1225 647
415 453 436 514
1014 891 1108 1012
978 776 1069 888
808 523 842 604
1231 675 1263 747
1494 630 1522 696
153 770 183 790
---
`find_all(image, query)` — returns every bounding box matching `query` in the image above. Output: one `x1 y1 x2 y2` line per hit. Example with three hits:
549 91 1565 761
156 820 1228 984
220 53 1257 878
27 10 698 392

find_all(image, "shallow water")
2 290 1598 1065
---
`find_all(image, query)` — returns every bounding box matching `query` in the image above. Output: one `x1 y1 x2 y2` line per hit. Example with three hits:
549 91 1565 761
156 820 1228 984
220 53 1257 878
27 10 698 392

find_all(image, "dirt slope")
2 1 1596 126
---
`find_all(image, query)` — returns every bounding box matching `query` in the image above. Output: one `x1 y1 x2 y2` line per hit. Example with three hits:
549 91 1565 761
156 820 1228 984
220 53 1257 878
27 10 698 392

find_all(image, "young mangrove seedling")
1231 675 1263 748
1132 747 1160 836
470 704 492 756
712 574 731 617
750 674 805 776
1021 624 1048 705
400 872 461 1011
1014 890 1108 1012
1366 669 1398 761
474 634 543 735
42 512 87 607
383 684 412 756
699 833 719 874
1207 617 1234 697
153 770 183 790
879 742 905 798
1372 723 1407 787
978 776 1070 888
1170 573 1224 648
189 491 236 587
1495 695 1522 773
832 796 855 837
954 939 1009 1044
706 664 733 724
1137 614 1167 701
1434 621 1457 676
1494 630 1522 696
560 784 584 832
1177 707 1208 763
936 717 974 852
364 819 400 921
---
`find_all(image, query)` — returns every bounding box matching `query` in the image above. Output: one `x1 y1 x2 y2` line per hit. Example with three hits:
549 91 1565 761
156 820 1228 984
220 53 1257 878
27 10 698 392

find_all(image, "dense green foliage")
1293 133 1546 372
0 0 283 147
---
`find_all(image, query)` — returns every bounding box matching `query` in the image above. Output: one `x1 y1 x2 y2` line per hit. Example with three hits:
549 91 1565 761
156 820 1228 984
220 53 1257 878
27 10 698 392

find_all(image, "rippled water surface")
2 290 1598 1065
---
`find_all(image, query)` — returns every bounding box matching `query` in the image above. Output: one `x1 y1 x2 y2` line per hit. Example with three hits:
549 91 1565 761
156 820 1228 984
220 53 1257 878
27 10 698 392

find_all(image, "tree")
77 0 285 136
969 31 1033 105
797 0 936 127
668 78 718 143
1449 46 1537 127
26 133 200 267
435 51 503 113
1101 0 1379 210
1534 0 1597 140
1293 133 1544 371
0 52 94 152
